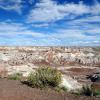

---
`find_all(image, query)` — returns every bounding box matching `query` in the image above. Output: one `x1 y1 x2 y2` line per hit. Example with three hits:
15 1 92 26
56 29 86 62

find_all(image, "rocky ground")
0 78 99 100
0 46 100 99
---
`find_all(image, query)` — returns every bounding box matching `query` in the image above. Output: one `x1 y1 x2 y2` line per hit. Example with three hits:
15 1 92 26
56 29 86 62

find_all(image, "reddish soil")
92 83 100 90
67 68 96 75
0 78 99 100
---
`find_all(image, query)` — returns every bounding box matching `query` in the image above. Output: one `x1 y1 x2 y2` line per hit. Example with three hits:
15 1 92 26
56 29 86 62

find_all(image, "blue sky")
0 0 100 46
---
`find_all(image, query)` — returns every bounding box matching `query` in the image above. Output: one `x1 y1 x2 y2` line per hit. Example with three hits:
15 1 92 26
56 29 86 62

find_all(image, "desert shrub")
54 86 68 92
73 85 100 96
72 92 81 96
93 90 100 96
80 85 93 96
27 67 62 88
60 86 68 91
8 73 22 80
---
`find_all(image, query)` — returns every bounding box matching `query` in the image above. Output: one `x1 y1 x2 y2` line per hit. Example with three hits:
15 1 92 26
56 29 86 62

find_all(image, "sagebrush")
27 67 62 88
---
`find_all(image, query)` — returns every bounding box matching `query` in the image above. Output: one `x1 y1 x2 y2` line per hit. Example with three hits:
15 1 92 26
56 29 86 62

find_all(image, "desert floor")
0 78 99 100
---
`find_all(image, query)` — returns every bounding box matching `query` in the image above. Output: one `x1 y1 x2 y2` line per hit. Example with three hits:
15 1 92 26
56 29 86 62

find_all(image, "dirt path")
0 78 99 100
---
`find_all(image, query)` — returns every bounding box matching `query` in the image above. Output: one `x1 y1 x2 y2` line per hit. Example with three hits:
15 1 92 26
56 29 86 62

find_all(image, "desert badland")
0 46 99 100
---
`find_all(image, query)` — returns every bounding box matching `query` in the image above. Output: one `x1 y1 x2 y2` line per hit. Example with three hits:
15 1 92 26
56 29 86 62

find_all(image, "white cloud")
86 29 100 36
28 0 35 4
32 23 49 27
0 22 24 32
72 15 100 24
0 20 99 46
91 0 100 15
0 21 45 38
0 0 22 13
0 0 99 46
77 40 100 46
27 0 100 23
51 29 85 39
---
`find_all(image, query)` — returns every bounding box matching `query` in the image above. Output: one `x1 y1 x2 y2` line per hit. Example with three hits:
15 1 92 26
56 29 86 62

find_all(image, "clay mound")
0 78 99 100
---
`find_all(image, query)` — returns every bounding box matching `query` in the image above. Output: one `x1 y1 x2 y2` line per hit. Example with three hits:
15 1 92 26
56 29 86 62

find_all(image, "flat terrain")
0 78 99 100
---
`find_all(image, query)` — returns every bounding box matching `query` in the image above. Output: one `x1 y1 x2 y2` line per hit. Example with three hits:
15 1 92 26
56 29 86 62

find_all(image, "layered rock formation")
0 47 99 91
0 47 99 66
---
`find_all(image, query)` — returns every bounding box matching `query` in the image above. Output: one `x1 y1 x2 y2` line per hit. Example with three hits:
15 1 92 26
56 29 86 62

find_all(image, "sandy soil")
0 78 99 100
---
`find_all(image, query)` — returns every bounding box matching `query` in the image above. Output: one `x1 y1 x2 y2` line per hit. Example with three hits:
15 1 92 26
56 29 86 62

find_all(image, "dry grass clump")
8 73 22 80
27 67 62 88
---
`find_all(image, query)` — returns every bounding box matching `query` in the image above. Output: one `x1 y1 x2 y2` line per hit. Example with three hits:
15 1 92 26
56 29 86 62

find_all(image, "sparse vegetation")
8 73 22 80
74 85 100 96
27 67 62 89
93 90 100 96
54 86 68 92
81 85 93 96
71 85 93 96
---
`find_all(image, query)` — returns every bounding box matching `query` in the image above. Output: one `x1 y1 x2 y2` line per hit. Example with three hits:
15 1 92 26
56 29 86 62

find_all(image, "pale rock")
60 75 82 91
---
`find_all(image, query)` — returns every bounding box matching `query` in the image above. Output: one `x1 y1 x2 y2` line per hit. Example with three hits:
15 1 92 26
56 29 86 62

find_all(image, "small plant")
54 86 68 92
81 85 93 96
73 85 100 97
27 67 62 88
8 73 22 80
93 90 100 96
60 86 68 91
72 92 81 96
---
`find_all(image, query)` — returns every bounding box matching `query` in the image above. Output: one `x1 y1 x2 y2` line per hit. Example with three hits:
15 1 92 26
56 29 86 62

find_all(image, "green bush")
93 90 100 96
27 67 62 88
54 86 68 92
72 92 81 96
80 85 93 96
8 73 22 80
73 85 100 96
